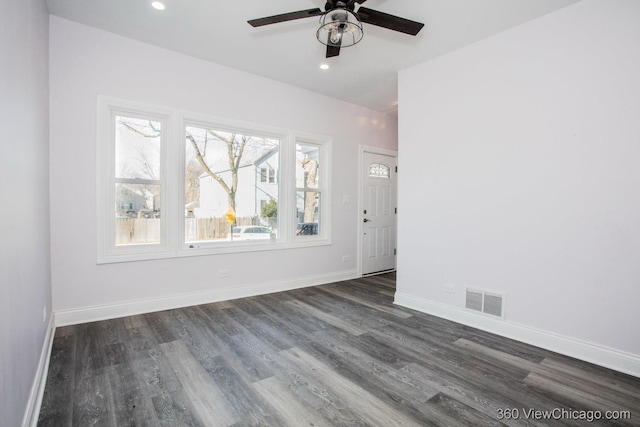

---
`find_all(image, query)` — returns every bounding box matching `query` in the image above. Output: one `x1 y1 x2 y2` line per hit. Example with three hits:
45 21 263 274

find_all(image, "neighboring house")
116 184 158 217
195 147 279 222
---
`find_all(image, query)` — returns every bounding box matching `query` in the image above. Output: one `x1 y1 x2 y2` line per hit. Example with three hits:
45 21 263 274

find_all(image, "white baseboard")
22 315 55 427
55 269 358 326
394 292 640 379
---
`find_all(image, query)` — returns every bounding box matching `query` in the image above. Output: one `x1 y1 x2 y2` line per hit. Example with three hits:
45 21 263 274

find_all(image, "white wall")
0 0 52 425
49 17 397 319
397 0 640 371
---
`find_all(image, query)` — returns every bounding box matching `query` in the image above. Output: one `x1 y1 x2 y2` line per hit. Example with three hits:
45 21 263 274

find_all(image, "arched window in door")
369 163 390 179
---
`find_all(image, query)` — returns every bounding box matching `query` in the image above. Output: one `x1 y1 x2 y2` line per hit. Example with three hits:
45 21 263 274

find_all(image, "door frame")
357 145 398 277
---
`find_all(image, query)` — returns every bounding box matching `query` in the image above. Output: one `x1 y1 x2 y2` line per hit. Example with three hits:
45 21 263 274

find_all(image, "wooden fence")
184 217 255 242
116 218 161 245
115 217 257 245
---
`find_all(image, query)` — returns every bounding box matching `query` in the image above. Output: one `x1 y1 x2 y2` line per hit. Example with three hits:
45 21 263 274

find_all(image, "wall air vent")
465 289 483 312
465 288 505 319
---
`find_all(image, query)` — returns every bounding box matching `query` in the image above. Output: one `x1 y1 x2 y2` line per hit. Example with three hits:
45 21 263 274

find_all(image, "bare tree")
186 130 250 213
119 119 161 179
117 119 162 213
184 158 202 206
302 158 318 223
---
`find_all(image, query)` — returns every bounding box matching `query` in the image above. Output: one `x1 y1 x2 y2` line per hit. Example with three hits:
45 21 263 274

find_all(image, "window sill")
98 238 331 264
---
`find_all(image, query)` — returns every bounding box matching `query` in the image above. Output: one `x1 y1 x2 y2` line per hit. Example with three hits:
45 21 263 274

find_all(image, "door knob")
363 218 371 223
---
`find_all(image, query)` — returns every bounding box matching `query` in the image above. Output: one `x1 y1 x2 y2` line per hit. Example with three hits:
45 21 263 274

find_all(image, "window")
296 143 322 236
97 98 175 263
184 124 280 244
114 116 162 245
369 163 390 178
260 167 276 183
97 96 331 263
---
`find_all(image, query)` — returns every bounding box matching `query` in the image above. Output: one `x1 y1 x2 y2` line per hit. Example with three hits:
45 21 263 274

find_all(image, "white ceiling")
46 0 580 115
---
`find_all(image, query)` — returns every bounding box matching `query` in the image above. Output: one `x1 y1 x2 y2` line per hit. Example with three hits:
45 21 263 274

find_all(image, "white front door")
361 151 397 275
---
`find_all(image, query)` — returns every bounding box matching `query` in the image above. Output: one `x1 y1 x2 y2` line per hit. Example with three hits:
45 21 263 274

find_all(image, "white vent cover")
465 289 483 312
465 288 504 318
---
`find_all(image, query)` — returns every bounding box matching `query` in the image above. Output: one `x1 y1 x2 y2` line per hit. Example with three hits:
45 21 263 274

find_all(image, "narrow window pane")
296 191 320 235
113 115 162 247
296 143 321 237
185 126 279 243
115 183 161 245
115 116 161 179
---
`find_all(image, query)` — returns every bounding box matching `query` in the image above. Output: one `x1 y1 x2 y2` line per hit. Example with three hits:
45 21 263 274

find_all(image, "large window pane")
185 125 280 243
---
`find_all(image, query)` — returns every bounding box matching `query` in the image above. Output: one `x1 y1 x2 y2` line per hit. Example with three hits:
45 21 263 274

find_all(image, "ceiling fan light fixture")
316 7 363 48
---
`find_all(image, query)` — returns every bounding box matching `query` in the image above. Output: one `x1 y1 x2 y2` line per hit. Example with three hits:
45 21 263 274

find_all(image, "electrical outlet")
444 284 456 294
218 269 230 278
342 255 350 263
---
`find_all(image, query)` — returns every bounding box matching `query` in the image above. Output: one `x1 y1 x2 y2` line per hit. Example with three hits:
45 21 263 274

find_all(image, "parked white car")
231 226 273 241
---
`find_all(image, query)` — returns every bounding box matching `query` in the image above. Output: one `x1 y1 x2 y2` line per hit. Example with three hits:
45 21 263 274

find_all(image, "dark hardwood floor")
38 273 640 426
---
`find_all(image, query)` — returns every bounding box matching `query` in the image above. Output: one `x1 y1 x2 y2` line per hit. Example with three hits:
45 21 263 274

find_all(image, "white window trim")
97 96 331 264
97 96 178 263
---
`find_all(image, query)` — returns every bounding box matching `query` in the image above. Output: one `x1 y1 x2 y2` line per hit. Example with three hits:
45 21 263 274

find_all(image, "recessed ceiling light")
151 1 166 10
320 64 330 70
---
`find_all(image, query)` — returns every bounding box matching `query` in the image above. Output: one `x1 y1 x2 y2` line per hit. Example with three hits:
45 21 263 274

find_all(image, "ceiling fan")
248 0 424 58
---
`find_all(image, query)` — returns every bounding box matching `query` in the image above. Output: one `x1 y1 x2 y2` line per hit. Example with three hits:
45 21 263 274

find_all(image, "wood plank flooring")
38 273 640 426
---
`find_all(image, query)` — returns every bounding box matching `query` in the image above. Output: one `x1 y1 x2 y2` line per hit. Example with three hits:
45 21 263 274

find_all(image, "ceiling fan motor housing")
325 1 355 12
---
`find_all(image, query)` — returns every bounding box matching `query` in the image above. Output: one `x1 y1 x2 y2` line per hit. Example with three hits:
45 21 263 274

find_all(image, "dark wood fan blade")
248 8 323 27
356 7 424 35
326 44 341 57
327 46 340 58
